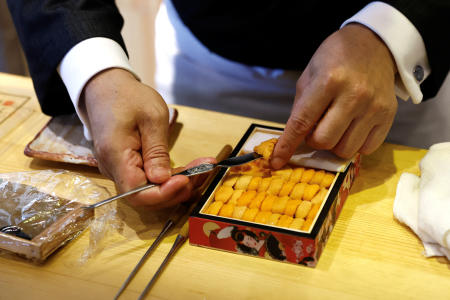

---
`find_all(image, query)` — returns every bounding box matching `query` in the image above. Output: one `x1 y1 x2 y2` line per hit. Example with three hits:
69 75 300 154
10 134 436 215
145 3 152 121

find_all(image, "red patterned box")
189 124 360 267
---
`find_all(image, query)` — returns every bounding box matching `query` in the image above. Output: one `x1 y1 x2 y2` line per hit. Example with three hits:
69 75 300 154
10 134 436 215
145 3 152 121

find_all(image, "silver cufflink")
413 65 424 82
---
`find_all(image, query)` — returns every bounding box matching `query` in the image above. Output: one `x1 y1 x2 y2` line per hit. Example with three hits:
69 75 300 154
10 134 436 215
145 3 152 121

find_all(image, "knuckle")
287 115 314 137
359 135 384 156
333 147 355 160
154 106 170 122
321 69 344 91
139 108 168 126
306 132 335 150
351 82 372 101
332 142 356 159
144 143 170 164
370 98 396 118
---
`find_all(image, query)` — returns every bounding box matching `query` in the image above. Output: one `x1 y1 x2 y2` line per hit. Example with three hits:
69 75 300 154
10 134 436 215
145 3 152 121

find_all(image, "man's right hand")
82 68 190 207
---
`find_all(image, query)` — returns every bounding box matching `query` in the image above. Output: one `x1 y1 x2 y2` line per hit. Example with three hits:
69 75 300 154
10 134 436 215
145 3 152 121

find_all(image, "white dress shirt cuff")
58 37 138 140
341 1 430 104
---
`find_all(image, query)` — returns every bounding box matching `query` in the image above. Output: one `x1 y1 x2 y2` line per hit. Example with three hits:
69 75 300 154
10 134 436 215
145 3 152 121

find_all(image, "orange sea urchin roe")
249 192 266 209
268 213 281 226
257 177 272 192
237 190 257 206
214 185 234 202
284 199 301 217
254 211 272 224
271 167 293 180
310 170 325 185
228 189 244 205
300 169 315 183
277 215 294 227
320 172 335 188
295 201 312 219
289 167 304 182
232 206 247 219
247 176 262 190
311 188 328 205
266 177 285 195
253 138 277 160
279 181 296 197
206 201 223 215
272 196 289 214
260 194 277 212
303 184 320 201
202 138 337 231
242 207 259 222
289 218 305 230
218 203 235 218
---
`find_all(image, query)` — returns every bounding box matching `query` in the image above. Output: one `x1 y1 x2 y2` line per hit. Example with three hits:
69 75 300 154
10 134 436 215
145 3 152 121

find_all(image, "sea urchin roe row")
209 191 324 221
204 200 316 231
215 174 332 203
228 162 335 190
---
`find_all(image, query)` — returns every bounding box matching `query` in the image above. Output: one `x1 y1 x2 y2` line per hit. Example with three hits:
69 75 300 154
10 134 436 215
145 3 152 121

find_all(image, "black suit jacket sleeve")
385 0 450 99
7 0 126 116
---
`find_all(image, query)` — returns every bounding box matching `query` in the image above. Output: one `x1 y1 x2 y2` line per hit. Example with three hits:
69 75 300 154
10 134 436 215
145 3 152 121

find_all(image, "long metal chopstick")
113 219 174 300
136 154 224 300
114 145 232 299
137 220 190 300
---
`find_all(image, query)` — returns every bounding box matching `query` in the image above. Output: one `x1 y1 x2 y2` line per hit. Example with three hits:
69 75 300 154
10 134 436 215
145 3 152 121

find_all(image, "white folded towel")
394 142 450 259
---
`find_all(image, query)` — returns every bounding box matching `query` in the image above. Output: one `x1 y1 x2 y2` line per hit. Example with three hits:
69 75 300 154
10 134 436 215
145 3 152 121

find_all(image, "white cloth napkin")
393 142 450 259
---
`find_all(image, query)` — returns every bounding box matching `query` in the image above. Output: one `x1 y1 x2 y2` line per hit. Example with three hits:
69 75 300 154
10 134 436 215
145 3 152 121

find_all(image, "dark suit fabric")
173 0 449 100
7 0 126 116
7 0 449 116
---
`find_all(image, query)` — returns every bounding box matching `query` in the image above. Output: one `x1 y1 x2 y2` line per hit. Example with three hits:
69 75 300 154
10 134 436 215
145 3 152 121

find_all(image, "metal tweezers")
84 151 261 210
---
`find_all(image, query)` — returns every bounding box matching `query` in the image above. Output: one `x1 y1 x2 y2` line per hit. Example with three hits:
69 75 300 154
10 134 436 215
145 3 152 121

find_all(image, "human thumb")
141 114 172 184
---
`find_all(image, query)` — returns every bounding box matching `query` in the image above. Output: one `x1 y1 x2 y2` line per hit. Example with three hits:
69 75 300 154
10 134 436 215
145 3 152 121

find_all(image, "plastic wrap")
0 170 111 262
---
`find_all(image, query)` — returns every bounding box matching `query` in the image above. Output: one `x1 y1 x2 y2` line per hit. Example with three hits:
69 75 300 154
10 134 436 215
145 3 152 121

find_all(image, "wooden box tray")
189 124 360 267
0 203 92 262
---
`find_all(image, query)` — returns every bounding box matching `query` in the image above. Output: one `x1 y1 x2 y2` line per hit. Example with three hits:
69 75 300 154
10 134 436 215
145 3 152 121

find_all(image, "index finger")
271 77 334 169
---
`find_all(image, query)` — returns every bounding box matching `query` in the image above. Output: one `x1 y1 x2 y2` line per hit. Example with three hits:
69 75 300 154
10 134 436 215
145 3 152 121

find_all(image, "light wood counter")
0 73 448 300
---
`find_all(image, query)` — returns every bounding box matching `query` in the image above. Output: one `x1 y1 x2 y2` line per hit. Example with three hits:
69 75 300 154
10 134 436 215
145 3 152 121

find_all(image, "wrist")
84 68 137 100
342 23 397 76
81 68 138 118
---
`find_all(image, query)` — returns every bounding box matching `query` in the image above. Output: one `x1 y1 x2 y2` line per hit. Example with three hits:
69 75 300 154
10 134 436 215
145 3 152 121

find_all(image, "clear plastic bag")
0 169 193 263
0 170 111 262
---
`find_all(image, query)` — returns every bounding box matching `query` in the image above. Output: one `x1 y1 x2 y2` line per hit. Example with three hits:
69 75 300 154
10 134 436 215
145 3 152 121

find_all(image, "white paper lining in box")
242 131 352 172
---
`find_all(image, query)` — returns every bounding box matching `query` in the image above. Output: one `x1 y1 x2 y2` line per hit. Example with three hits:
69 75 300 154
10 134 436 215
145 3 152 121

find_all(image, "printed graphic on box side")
190 217 317 266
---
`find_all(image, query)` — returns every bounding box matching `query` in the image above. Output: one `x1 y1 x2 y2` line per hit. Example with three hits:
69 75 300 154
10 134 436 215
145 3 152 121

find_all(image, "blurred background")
0 0 28 76
0 0 161 87
1 0 449 148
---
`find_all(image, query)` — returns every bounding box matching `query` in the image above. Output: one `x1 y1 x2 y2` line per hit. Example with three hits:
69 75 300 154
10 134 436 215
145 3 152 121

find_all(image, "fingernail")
151 167 171 182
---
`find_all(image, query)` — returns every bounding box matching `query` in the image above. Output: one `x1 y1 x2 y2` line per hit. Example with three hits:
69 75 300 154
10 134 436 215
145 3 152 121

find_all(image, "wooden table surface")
0 73 448 300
